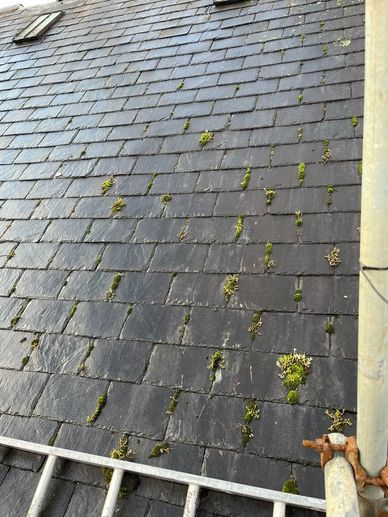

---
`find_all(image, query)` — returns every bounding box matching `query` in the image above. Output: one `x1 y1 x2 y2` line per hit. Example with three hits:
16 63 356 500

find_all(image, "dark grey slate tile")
85 219 137 243
15 269 67 299
114 272 171 304
41 219 90 243
1 220 49 242
99 244 154 271
0 369 48 415
66 301 128 338
0 329 33 369
7 243 58 269
16 299 73 333
50 243 104 270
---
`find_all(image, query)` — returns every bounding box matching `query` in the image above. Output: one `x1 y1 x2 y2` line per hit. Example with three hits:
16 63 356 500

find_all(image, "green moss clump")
358 161 363 176
199 130 214 146
320 21 325 31
146 172 158 193
325 321 335 334
149 442 170 458
277 349 312 404
68 301 79 319
208 350 225 380
263 241 275 272
95 254 102 265
101 177 114 195
325 246 341 267
295 210 303 233
298 94 303 104
183 119 190 131
322 139 331 163
111 197 126 213
166 389 182 416
127 304 133 316
21 356 30 367
235 215 244 241
241 400 260 447
282 477 299 494
48 431 58 447
297 162 305 185
176 81 184 90
323 42 328 56
103 435 135 487
293 288 302 303
107 272 123 301
270 144 275 164
160 193 172 205
183 313 190 325
264 188 275 206
325 408 352 433
7 249 16 259
248 310 262 340
10 307 25 328
223 274 238 302
297 127 303 143
86 393 107 423
240 167 251 190
78 342 95 374
327 184 334 206
351 116 358 128
287 390 299 404
300 34 305 43
31 337 40 349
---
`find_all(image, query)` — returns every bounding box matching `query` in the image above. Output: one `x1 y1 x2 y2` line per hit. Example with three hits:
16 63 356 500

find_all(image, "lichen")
263 241 275 272
248 310 262 340
293 288 302 303
111 197 126 213
322 139 331 163
199 130 214 146
325 408 352 433
223 274 238 302
149 442 170 458
264 188 275 206
297 162 305 185
166 389 182 416
208 350 225 381
325 246 341 267
160 193 172 205
351 116 358 128
101 177 114 195
86 393 107 423
277 349 312 405
241 399 260 447
107 272 123 301
282 477 298 494
235 215 244 241
240 167 251 190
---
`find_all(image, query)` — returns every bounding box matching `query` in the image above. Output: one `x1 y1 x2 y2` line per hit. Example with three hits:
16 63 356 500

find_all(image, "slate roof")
0 0 363 514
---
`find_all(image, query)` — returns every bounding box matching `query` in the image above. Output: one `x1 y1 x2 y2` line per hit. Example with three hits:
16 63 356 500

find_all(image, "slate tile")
331 315 358 360
66 301 128 338
132 154 179 174
301 276 359 315
15 270 67 299
150 243 208 273
2 220 49 242
64 484 106 517
0 180 34 199
168 273 225 307
84 339 152 382
16 299 73 333
0 329 33 369
133 218 184 243
98 382 172 438
19 162 62 180
115 272 171 304
7 243 58 269
164 193 217 217
50 243 103 270
34 374 108 423
100 243 154 271
32 198 78 219
85 219 137 243
0 199 38 220
175 151 224 173
0 268 21 296
59 270 114 301
42 219 90 243
26 178 72 199
144 344 212 392
0 369 48 415
58 159 98 178
26 334 90 374
184 217 237 244
230 275 296 311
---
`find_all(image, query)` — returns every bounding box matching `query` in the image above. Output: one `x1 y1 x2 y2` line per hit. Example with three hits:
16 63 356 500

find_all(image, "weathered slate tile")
85 219 137 243
150 243 208 273
59 271 114 301
16 299 73 333
115 272 171 303
15 269 67 299
66 301 128 338
0 269 21 296
50 243 103 270
168 273 225 307
34 374 108 423
0 297 26 329
100 243 154 271
0 369 48 414
0 330 34 369
64 484 106 517
6 242 58 269
32 198 78 219
41 219 90 243
1 219 49 242
0 199 38 220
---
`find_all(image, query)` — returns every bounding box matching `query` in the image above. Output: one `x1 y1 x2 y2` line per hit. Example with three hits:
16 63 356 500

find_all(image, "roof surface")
0 0 363 514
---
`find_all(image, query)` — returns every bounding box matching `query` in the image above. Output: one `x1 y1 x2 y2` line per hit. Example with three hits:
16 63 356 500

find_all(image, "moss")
10 306 25 328
300 33 305 43
208 350 225 381
48 431 58 447
176 81 184 90
322 42 328 56
111 197 126 213
325 246 341 267
325 320 335 334
31 337 40 349
269 144 275 164
320 21 325 31
240 167 251 190
325 408 352 433
68 301 79 319
183 119 190 131
322 139 331 164
327 184 334 206
282 478 299 495
234 215 244 241
277 349 312 404
223 274 238 302
351 116 358 128
166 389 182 416
297 162 305 185
146 172 158 193
127 303 133 316
235 84 240 91
95 254 102 265
107 272 123 301
103 435 135 488
293 288 302 303
199 130 214 146
264 188 275 206
263 241 275 272
358 161 362 176
295 210 303 232
101 177 114 195
21 356 30 367
7 249 16 260
241 400 260 447
149 442 170 458
177 218 189 242
160 193 172 205
183 313 190 325
298 94 303 104
248 310 262 340
78 341 95 374
86 393 107 423
297 127 303 143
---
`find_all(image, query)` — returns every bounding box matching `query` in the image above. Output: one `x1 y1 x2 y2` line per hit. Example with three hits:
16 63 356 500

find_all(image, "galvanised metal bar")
27 454 58 517
101 468 124 517
183 483 200 517
272 501 286 517
0 435 326 515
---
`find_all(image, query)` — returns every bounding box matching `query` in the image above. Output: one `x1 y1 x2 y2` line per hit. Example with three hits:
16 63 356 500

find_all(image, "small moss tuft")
183 119 190 131
7 249 16 259
293 288 302 303
295 210 303 233
101 177 114 195
166 389 182 416
208 350 225 380
325 408 352 433
351 116 358 128
358 161 363 176
199 130 214 146
297 162 305 185
264 188 275 206
325 246 341 267
241 399 260 447
297 127 303 143
322 42 328 56
111 197 126 213
107 272 123 301
282 477 299 495
149 442 170 458
287 390 299 404
327 184 334 206
103 435 135 488
320 21 325 31
300 34 305 44
31 337 40 349
223 274 238 302
240 167 251 190
176 81 184 90
277 349 312 404
325 320 335 334
10 307 25 328
68 301 79 319
235 215 244 241
86 393 107 423
248 310 262 340
95 254 102 265
322 139 331 164
235 84 240 91
298 94 303 104
263 241 275 272
146 172 158 194
160 193 172 205
21 356 30 367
